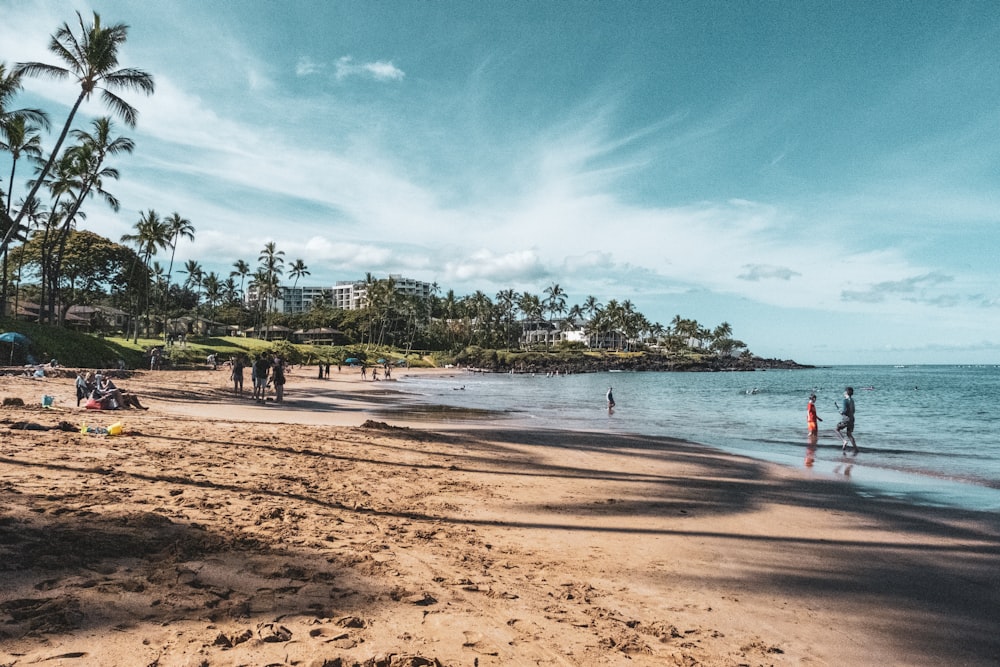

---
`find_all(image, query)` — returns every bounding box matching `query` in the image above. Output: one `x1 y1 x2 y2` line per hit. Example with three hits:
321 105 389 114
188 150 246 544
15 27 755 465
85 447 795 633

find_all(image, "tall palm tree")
9 195 45 319
543 283 567 324
0 115 45 311
289 258 309 289
288 258 310 311
162 212 194 290
257 242 284 338
0 62 49 212
180 259 204 297
495 288 517 350
201 271 222 320
33 148 85 323
2 11 154 254
159 212 193 338
230 259 251 299
583 295 602 322
47 117 131 323
229 258 251 328
221 276 240 307
121 210 169 340
1 117 45 216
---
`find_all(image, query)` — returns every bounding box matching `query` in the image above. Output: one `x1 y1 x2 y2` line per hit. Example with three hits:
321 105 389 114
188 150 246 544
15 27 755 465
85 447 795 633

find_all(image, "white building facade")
250 275 433 314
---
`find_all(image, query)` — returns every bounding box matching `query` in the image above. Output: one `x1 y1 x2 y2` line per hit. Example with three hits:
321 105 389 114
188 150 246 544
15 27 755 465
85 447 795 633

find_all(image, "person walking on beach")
231 354 245 396
272 357 286 403
606 387 615 411
253 354 270 402
807 393 822 435
836 387 857 452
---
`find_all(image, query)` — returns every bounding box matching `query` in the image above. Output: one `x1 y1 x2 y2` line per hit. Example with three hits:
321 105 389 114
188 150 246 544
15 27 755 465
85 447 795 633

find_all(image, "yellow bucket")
108 422 124 436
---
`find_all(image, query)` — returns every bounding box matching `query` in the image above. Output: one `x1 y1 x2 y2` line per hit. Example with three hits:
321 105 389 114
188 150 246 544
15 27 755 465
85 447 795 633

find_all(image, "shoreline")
2 370 999 665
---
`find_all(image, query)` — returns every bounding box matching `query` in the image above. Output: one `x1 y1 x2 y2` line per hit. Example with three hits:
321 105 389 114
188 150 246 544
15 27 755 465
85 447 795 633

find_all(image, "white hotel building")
248 275 433 315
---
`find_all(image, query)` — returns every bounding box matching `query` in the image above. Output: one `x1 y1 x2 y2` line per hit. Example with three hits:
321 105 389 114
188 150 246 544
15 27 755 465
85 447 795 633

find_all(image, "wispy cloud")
738 264 802 281
296 56 321 77
335 56 405 81
841 272 954 305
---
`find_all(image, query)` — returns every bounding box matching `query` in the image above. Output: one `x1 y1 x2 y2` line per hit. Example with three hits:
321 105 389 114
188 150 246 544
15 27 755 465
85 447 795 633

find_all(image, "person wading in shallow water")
836 386 857 453
807 393 822 435
607 387 615 411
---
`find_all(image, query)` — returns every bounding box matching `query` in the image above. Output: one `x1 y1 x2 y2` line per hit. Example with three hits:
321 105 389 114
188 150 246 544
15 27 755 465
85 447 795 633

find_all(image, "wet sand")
2 368 999 666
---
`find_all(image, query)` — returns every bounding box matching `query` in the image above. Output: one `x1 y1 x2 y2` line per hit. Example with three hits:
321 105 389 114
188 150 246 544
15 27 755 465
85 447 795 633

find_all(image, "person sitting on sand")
93 373 148 410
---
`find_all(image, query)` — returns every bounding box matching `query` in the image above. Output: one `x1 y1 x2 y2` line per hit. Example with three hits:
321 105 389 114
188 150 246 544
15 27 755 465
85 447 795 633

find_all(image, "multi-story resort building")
249 275 433 315
330 275 433 311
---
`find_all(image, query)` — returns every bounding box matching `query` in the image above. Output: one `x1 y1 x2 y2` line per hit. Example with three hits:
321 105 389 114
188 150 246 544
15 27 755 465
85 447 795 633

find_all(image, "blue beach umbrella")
0 332 30 345
377 358 386 364
344 357 359 364
0 331 31 364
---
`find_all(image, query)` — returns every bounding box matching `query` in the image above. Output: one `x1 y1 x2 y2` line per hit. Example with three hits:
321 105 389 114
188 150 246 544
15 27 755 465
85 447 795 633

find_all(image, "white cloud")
335 56 405 81
296 56 321 77
444 249 548 283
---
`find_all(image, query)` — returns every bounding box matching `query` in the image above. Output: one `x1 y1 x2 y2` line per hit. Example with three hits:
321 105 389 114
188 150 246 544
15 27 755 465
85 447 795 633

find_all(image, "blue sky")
2 0 999 365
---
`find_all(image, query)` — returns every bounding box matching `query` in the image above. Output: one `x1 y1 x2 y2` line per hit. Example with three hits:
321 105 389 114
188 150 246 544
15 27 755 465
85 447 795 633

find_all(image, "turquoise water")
393 366 1000 512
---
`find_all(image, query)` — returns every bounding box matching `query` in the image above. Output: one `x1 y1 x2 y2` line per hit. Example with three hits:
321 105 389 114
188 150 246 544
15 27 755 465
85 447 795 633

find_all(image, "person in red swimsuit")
807 393 822 435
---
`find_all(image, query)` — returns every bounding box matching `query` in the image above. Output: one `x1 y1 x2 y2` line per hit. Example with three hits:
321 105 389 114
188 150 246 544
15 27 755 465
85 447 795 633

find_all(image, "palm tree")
120 209 169 340
3 11 154 254
0 61 50 131
158 211 194 338
1 117 45 216
583 295 601 321
0 115 45 311
495 288 517 350
48 117 132 323
180 259 204 296
257 242 284 338
201 271 222 320
288 258 309 289
288 257 310 313
230 259 251 299
163 212 194 290
221 277 240 307
0 62 50 212
543 283 567 323
9 195 45 318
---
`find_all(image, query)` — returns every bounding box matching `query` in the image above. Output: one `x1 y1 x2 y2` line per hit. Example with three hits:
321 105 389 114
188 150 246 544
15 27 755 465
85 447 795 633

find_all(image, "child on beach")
807 393 822 435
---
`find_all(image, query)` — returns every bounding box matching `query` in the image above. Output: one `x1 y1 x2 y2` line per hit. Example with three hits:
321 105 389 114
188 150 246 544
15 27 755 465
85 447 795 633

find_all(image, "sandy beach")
2 367 999 666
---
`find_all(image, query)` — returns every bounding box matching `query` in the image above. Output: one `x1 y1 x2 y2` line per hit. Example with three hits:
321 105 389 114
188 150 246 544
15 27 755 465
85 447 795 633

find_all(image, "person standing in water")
836 387 857 453
606 387 615 411
807 393 822 435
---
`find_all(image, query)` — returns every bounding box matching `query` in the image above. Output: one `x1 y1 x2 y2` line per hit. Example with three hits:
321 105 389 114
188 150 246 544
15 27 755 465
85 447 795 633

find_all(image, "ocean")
389 365 1000 513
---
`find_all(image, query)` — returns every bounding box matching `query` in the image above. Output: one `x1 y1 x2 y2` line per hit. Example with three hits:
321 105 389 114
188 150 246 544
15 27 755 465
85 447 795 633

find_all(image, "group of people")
227 353 287 403
76 371 147 410
360 364 392 381
807 386 857 452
